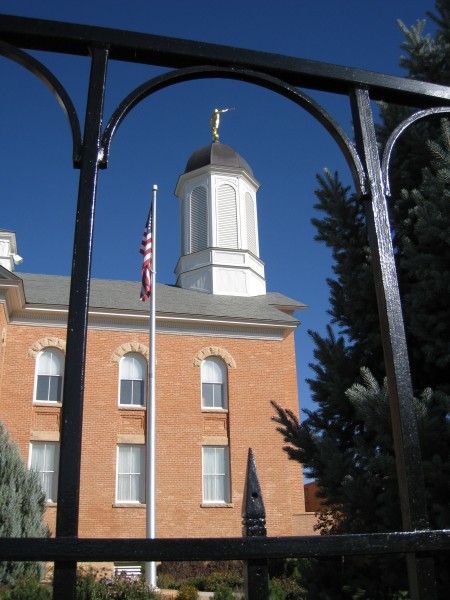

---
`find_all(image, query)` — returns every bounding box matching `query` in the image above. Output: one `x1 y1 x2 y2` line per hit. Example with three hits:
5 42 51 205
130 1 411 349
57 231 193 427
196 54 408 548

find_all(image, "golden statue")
210 107 235 141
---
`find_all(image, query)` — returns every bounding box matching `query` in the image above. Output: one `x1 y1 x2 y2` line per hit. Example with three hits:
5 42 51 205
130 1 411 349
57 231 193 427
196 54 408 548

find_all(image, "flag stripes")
139 204 153 301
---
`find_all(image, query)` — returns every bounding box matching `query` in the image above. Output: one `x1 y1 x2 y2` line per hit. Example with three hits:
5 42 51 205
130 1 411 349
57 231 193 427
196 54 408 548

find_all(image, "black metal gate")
0 14 449 600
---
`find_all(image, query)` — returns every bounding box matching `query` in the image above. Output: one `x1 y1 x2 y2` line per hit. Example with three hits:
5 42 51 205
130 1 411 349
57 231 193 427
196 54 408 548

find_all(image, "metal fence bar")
1 531 450 562
350 87 437 600
1 13 450 107
52 46 109 600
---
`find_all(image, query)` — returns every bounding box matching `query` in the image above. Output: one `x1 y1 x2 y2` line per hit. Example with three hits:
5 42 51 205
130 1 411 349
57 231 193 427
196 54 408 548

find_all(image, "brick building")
0 141 317 558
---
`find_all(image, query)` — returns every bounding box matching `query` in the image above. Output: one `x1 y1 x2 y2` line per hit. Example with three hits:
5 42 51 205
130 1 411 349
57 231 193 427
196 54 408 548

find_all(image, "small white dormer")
0 230 23 272
174 142 266 296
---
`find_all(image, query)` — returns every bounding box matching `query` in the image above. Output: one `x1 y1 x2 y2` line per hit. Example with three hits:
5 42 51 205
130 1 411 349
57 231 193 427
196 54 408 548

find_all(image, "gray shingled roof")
18 273 305 324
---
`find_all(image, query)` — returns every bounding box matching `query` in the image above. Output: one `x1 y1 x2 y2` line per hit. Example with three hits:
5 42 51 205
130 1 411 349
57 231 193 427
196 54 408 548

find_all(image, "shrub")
158 561 243 584
76 569 159 599
0 577 51 600
180 576 206 591
105 574 158 600
206 572 243 591
176 584 199 600
269 577 306 600
156 572 177 589
76 569 101 600
0 423 49 585
212 584 234 600
268 579 287 600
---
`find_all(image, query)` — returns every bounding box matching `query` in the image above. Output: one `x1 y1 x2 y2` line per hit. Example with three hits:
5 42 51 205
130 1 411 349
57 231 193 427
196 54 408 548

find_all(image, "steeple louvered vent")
175 141 266 296
217 184 238 249
190 186 207 253
245 192 257 255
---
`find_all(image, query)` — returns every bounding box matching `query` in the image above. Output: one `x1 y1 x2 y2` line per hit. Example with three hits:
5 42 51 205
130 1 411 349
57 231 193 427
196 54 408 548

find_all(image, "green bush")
269 577 306 600
159 561 243 584
182 576 207 591
206 572 243 591
0 422 49 585
76 570 100 600
157 562 244 594
76 569 159 599
176 584 199 600
156 572 178 589
0 571 164 600
269 579 287 600
212 584 234 600
0 577 51 600
105 574 158 600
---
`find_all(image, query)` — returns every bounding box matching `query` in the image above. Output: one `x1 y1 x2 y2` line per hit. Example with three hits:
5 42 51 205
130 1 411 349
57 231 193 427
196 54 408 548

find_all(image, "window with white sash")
202 446 230 503
30 441 59 502
119 353 146 407
34 348 64 403
116 445 145 503
201 357 227 409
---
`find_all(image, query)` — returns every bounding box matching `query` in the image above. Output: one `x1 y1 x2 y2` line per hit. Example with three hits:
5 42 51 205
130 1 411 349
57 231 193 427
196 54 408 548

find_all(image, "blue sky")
0 0 438 416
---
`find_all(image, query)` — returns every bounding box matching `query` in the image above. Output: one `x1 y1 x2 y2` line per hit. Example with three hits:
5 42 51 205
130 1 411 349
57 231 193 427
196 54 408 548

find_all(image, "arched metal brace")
100 65 367 195
382 106 450 196
0 40 82 167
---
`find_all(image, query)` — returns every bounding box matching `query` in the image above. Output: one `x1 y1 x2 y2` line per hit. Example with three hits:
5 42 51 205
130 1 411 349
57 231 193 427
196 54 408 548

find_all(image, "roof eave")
9 303 299 339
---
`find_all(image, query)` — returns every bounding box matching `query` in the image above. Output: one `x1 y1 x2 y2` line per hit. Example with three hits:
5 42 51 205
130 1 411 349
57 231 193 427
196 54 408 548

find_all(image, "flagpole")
145 185 157 589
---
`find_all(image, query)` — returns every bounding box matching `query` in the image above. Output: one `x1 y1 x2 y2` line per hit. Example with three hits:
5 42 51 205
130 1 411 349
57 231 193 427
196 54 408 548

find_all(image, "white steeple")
0 230 23 272
174 141 266 296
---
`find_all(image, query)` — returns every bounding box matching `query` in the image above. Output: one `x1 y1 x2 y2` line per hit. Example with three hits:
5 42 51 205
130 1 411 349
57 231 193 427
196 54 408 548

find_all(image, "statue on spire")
210 107 235 141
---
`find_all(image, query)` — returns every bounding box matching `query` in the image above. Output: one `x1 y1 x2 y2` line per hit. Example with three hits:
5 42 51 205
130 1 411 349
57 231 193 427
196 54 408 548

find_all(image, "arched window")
119 353 146 407
201 357 227 409
34 348 64 403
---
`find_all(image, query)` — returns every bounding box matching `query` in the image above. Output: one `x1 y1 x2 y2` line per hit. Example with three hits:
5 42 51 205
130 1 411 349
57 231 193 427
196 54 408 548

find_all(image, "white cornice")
9 305 297 340
175 163 260 197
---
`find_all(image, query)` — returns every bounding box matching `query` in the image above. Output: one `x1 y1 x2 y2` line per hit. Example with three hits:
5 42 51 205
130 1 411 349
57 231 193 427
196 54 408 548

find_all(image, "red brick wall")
0 303 8 408
304 481 324 513
0 319 310 539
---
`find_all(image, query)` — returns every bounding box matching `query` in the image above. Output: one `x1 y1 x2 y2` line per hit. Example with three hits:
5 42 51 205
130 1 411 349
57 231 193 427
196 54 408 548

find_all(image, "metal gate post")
243 449 269 600
350 86 436 600
53 46 109 600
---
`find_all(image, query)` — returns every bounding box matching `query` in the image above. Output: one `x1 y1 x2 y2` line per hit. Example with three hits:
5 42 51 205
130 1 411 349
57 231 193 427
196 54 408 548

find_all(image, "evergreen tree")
273 0 450 597
0 421 49 584
399 119 450 391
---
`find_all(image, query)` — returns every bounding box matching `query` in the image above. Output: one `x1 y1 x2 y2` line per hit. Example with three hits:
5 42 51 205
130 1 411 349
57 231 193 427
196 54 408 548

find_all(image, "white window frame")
29 441 59 503
114 563 142 578
201 357 228 410
116 445 145 504
118 353 147 407
33 347 64 403
202 446 230 504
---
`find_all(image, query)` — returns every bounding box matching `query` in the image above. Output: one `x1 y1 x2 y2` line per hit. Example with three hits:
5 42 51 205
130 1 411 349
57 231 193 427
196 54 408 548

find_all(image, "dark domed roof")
184 141 253 176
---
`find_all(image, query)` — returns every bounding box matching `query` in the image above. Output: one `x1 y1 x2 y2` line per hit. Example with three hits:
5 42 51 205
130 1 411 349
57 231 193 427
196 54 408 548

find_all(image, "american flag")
139 204 153 301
